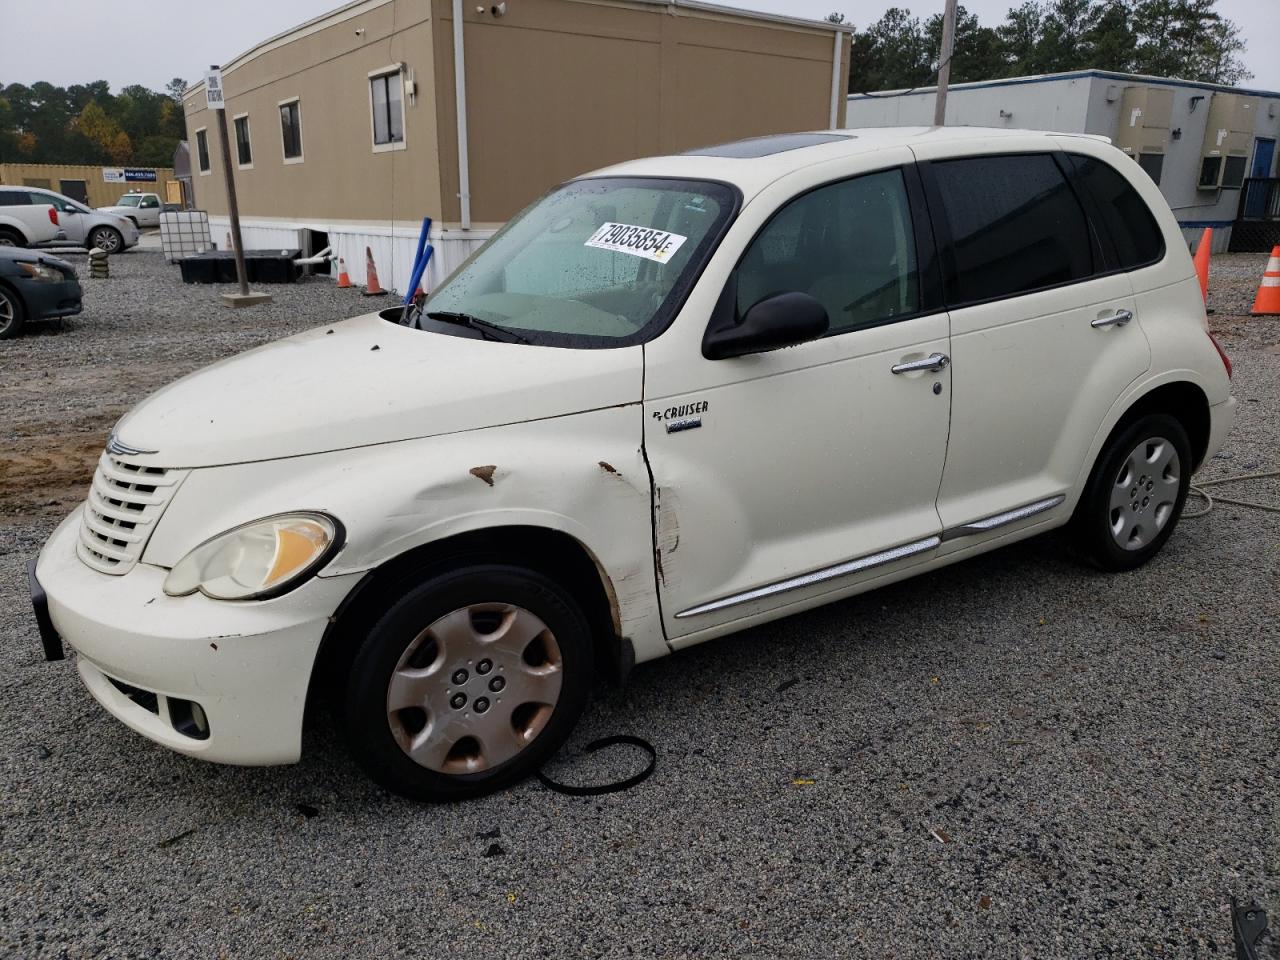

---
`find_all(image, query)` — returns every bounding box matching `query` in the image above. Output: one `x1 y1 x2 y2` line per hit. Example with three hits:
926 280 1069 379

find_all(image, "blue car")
0 246 82 339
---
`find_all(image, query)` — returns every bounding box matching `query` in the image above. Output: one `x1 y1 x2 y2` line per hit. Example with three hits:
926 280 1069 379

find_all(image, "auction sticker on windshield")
585 223 688 263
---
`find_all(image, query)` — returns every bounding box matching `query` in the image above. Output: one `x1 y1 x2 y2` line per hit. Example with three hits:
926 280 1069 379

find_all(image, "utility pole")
933 0 957 126
206 65 271 308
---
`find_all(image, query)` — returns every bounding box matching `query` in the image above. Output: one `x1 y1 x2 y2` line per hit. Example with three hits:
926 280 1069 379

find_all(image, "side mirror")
702 276 829 360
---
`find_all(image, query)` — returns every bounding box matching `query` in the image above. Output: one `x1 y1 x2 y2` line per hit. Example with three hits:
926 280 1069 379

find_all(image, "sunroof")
683 132 853 159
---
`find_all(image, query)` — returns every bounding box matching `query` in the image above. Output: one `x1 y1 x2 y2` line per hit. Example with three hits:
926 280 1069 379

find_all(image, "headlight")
17 262 64 283
163 513 340 600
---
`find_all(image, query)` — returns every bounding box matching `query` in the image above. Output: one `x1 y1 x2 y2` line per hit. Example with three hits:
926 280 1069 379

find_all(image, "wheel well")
1113 381 1211 470
307 526 625 715
0 226 24 244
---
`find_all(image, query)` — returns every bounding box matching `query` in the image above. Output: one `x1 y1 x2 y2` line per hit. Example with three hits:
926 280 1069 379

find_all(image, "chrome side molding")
673 534 941 619
942 494 1066 541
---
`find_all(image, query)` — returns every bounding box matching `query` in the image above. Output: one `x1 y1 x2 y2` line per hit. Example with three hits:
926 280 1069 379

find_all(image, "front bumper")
19 277 82 320
34 509 363 765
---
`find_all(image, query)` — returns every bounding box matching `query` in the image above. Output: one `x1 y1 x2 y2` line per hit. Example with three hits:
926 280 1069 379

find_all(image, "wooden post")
933 0 957 127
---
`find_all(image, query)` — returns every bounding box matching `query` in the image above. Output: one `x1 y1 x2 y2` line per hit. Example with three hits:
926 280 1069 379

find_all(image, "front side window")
930 153 1092 305
280 101 303 160
234 115 252 166
737 169 919 334
420 177 738 348
196 129 210 172
1068 154 1164 270
370 72 404 146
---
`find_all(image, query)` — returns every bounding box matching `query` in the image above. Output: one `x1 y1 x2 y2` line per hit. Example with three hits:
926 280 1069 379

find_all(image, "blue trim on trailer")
1177 219 1236 228
848 69 1280 103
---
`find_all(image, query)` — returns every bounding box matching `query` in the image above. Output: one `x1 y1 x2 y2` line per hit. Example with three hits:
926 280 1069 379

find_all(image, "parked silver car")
25 187 140 253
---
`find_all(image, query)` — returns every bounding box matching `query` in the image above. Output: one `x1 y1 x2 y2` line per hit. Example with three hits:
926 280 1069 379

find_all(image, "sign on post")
204 68 225 110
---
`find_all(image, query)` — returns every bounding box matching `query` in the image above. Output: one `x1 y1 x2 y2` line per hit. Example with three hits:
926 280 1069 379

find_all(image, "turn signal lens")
163 513 338 600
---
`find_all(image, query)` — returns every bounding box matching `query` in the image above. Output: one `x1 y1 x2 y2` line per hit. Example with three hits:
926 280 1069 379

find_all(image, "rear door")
915 147 1150 534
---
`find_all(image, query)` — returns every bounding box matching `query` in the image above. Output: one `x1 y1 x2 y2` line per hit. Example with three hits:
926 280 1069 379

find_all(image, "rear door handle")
1091 309 1133 329
891 352 950 375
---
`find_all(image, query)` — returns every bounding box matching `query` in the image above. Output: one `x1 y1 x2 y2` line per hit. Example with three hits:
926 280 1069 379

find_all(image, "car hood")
112 312 643 468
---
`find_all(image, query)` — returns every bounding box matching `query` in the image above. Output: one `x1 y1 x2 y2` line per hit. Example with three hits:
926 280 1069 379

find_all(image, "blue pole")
403 216 432 305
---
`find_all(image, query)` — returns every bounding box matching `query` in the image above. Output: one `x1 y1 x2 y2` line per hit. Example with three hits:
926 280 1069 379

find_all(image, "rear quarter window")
0 190 31 205
1067 154 1165 270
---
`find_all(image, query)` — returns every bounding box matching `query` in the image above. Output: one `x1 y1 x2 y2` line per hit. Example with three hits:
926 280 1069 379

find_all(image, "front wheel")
344 565 593 801
1071 413 1191 571
89 226 123 253
0 285 25 339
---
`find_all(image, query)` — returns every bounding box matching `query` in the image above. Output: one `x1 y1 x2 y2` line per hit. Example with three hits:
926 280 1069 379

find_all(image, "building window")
279 99 303 162
195 128 210 174
233 114 252 167
1136 152 1163 186
1198 156 1222 189
369 69 405 151
1221 155 1247 189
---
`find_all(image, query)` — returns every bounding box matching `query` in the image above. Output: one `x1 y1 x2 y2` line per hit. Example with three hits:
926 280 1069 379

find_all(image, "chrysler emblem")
106 432 157 457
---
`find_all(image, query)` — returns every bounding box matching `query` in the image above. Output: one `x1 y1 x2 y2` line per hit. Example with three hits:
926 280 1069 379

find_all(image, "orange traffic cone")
362 246 388 297
1251 245 1280 316
335 257 352 289
1192 227 1212 303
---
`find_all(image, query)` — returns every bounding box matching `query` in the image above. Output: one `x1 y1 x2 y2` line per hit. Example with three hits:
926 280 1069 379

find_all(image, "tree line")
0 78 188 167
826 0 1250 94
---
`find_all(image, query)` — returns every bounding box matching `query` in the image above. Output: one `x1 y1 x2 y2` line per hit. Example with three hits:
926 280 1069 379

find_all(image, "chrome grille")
77 452 186 575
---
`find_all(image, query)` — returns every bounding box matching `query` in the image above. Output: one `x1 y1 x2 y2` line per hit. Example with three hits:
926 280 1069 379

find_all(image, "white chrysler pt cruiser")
31 128 1236 800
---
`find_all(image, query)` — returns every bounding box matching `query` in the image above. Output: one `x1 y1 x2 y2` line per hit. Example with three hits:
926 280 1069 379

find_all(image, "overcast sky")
2 0 1277 92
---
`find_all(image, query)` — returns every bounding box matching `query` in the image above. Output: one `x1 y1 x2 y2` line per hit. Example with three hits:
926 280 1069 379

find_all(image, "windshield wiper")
424 310 530 344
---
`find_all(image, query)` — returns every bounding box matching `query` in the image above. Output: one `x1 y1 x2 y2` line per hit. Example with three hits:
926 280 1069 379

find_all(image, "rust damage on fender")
469 465 497 486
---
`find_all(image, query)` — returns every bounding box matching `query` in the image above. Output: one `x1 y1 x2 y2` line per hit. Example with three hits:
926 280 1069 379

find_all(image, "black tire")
344 564 593 801
0 227 25 248
1071 412 1192 571
0 284 25 340
88 226 123 254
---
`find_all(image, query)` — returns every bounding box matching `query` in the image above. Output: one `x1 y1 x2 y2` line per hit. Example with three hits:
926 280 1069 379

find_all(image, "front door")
1245 139 1276 219
916 149 1150 531
644 162 952 643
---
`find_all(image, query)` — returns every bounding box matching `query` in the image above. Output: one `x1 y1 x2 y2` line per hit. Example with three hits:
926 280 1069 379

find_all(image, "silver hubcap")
1109 436 1180 550
94 230 120 252
386 603 563 774
0 294 13 332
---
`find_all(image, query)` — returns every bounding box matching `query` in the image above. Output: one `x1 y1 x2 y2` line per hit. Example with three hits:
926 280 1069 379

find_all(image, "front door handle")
891 352 950 375
1091 309 1133 329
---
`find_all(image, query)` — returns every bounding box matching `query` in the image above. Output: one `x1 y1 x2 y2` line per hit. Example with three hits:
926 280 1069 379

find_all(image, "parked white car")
0 188 61 246
32 128 1235 801
98 191 162 229
22 187 140 253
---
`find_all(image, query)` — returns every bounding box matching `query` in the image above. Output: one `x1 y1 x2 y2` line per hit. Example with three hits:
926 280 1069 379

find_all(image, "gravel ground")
1 250 1277 959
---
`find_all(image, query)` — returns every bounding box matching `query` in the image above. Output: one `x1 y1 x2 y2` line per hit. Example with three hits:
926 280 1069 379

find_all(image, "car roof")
586 126 1108 197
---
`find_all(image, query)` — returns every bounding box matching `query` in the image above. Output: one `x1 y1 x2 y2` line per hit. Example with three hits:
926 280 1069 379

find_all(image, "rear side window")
0 190 31 205
930 154 1092 305
1068 154 1164 270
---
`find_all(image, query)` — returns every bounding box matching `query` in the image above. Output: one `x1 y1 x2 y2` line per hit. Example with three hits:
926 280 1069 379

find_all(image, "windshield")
418 177 739 348
116 195 141 206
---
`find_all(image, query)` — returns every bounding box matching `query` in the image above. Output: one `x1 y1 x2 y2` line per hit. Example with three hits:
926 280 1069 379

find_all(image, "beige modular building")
0 163 180 209
182 0 851 292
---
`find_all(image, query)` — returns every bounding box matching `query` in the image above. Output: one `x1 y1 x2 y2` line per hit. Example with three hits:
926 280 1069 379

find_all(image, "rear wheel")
89 226 123 253
0 285 25 340
1071 413 1191 571
344 564 592 801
